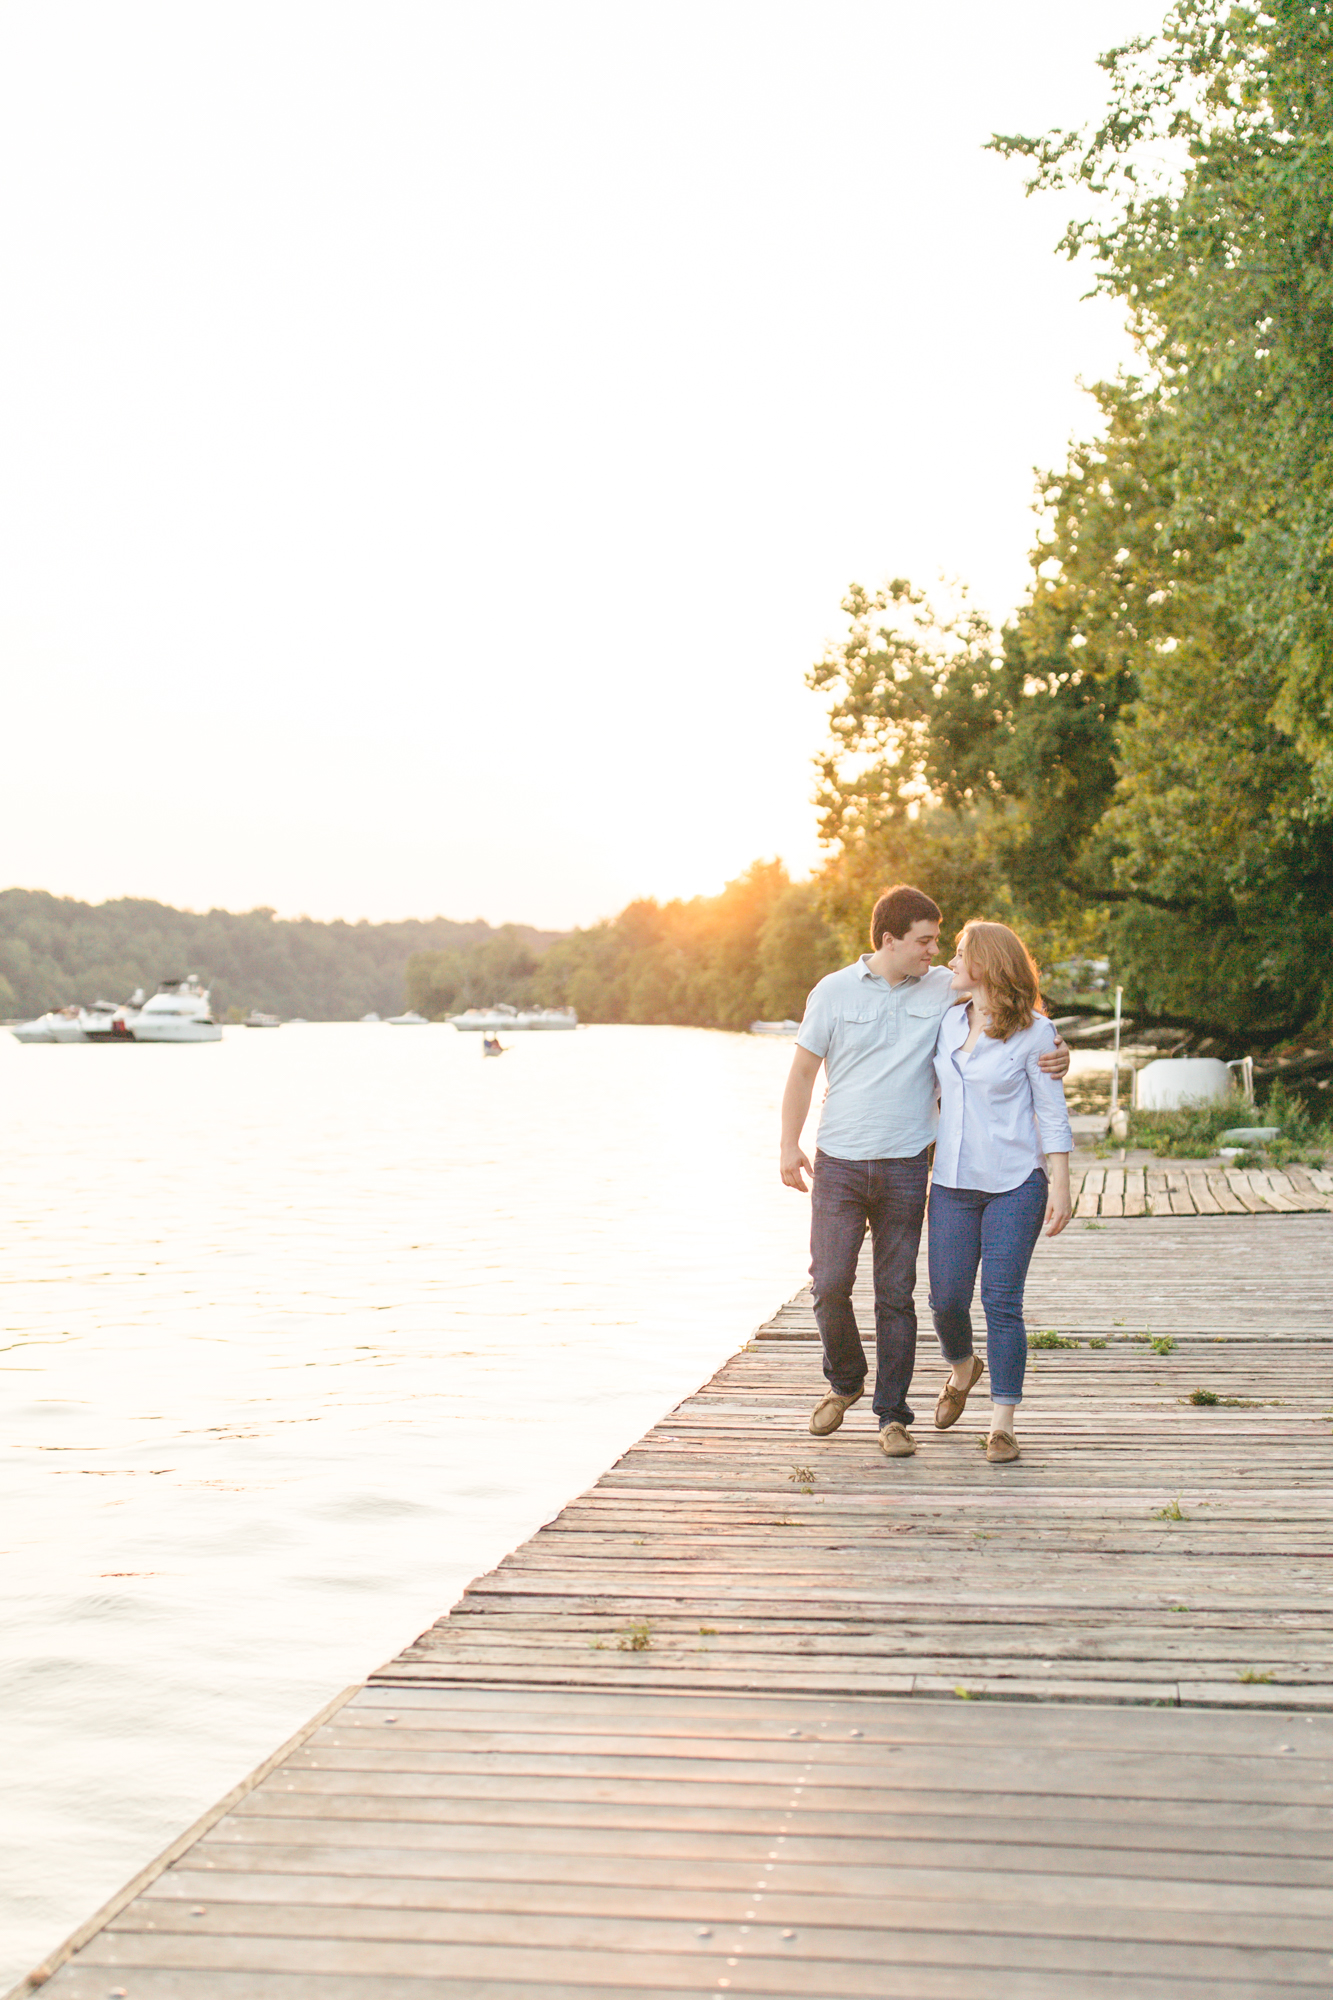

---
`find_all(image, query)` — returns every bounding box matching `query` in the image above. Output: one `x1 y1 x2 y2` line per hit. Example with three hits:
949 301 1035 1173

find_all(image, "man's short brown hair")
871 885 942 948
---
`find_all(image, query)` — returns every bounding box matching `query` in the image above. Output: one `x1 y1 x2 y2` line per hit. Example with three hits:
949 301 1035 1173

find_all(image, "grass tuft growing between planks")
1133 1332 1177 1354
1183 1390 1270 1408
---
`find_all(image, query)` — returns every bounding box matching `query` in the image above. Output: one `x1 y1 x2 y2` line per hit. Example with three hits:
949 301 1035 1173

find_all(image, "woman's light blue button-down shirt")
932 1003 1074 1193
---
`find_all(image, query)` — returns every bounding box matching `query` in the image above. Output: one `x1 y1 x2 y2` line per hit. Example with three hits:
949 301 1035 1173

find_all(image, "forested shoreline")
0 890 560 1023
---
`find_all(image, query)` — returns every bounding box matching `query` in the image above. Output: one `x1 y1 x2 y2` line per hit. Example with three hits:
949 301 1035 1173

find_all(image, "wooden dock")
15 1211 1333 1998
1069 1160 1333 1218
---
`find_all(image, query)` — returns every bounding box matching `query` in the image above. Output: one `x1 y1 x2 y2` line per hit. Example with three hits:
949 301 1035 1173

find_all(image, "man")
780 885 1069 1457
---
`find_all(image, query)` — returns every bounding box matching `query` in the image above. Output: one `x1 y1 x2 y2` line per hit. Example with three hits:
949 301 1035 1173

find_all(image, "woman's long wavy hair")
956 920 1045 1042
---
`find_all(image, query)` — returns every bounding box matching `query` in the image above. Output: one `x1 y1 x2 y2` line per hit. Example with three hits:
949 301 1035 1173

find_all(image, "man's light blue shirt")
796 959 955 1161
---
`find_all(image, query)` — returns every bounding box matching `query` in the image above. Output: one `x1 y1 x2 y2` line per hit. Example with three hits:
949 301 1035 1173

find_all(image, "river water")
0 1023 813 1985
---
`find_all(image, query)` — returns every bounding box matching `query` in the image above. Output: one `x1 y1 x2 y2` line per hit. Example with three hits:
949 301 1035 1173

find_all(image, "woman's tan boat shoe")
935 1356 985 1429
986 1431 1020 1463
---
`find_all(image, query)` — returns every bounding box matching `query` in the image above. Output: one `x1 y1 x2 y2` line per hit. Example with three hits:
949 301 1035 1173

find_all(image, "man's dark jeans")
810 1148 929 1428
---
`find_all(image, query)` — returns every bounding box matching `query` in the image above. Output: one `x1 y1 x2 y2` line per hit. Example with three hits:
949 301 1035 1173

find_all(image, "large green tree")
808 2 1333 1042
809 380 1333 1039
994 0 1333 788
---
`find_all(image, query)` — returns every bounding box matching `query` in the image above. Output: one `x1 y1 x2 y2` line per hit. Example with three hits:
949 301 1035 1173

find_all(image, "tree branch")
1062 876 1199 914
1044 994 1318 1051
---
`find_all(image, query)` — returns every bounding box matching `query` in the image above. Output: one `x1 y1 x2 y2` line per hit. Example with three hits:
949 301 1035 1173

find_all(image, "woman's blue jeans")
927 1169 1048 1405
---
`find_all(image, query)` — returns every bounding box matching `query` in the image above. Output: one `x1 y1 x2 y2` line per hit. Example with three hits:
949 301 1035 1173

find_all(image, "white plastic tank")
1133 1057 1233 1112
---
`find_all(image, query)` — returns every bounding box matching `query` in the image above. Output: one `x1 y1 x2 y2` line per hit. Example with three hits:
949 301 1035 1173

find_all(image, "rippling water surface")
0 1022 811 1983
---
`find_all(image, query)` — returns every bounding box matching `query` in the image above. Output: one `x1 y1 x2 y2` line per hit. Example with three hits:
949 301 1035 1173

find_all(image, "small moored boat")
450 1006 577 1032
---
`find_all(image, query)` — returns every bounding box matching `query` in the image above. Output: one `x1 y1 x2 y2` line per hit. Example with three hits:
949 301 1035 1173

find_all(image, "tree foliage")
993 0 1333 788
406 929 542 1016
0 877 846 1034
807 3 1333 1044
0 889 559 1021
534 863 841 1030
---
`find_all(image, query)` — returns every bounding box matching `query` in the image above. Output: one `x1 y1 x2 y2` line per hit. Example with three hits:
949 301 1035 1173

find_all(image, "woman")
927 920 1073 1462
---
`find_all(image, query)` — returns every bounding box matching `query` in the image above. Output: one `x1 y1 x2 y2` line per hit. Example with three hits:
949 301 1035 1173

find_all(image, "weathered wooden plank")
1185 1173 1223 1216
34 1947 1333 2000
340 1685 1333 1753
119 1884 1333 1981
1254 1172 1302 1213
1207 1175 1247 1214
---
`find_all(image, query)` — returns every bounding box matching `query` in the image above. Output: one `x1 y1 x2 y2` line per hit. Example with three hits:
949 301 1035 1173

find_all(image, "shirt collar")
858 955 920 988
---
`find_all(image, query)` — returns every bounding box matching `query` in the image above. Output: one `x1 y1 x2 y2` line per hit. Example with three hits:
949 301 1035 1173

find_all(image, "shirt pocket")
837 1006 886 1052
990 1050 1030 1104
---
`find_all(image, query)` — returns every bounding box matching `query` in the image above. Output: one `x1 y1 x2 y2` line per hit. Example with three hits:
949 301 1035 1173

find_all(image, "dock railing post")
1109 985 1123 1120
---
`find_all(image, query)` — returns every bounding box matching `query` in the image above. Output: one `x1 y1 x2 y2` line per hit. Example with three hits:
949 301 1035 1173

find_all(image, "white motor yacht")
131 977 223 1043
450 1006 578 1032
10 1005 88 1044
387 1010 429 1026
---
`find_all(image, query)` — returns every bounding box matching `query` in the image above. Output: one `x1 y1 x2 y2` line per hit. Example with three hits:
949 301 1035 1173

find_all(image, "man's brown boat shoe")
935 1355 985 1429
809 1386 865 1437
986 1431 1020 1463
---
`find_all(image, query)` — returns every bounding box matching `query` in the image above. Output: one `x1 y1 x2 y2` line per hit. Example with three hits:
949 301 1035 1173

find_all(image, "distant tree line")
405 928 548 1017
402 865 841 1029
531 862 839 1029
0 889 559 1022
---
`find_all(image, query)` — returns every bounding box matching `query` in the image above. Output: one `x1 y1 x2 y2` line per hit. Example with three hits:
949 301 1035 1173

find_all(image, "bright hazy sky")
1 1 1164 932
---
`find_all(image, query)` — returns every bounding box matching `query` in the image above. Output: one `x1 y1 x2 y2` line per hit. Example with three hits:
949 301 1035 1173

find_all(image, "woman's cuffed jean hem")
926 1169 1047 1407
